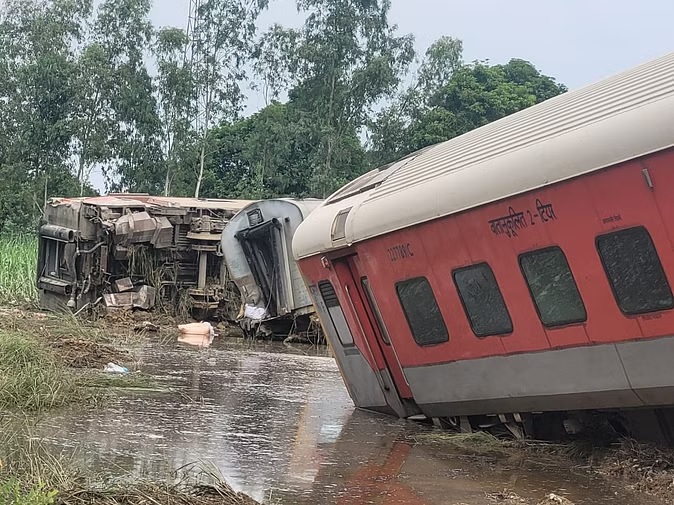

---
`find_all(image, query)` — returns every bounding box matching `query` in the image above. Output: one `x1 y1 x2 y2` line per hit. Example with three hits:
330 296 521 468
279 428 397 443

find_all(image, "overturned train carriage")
293 52 674 442
38 194 253 316
222 199 323 340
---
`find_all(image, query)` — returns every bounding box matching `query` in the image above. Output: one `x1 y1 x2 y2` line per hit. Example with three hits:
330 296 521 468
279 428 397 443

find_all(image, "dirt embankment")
421 431 674 504
0 306 192 370
0 307 131 369
597 439 674 503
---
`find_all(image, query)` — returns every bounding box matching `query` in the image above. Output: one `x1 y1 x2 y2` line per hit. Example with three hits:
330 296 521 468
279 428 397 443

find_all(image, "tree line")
0 0 567 234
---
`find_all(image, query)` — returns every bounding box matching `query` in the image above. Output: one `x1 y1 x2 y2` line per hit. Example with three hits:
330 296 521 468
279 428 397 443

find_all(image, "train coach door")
333 256 420 418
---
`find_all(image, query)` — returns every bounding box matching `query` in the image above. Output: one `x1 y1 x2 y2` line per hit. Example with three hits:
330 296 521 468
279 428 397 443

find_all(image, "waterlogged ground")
17 337 662 505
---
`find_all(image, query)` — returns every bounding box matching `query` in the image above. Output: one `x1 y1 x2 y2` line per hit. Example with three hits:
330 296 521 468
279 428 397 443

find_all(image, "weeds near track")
0 329 81 411
0 235 38 307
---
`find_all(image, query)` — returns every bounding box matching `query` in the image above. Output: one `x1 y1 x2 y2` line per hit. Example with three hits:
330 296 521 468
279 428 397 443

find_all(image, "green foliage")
191 0 270 198
0 236 38 307
202 101 366 199
0 0 90 232
0 0 568 227
370 54 568 165
203 102 312 199
248 0 415 197
417 36 464 98
0 479 57 505
0 0 162 229
0 329 79 410
154 27 194 195
94 0 162 194
253 24 300 103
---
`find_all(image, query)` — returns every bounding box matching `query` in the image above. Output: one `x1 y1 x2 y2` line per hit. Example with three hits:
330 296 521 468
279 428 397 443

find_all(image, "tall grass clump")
0 329 78 410
0 235 38 307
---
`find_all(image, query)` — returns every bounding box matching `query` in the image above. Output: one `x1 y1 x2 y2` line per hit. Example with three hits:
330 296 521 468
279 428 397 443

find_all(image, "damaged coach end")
37 194 253 316
222 199 324 341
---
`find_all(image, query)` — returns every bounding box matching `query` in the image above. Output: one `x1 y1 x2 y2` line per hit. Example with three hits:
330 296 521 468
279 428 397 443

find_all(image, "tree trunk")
163 122 174 196
43 171 49 210
194 136 207 198
195 83 212 199
324 136 333 198
164 166 171 196
78 155 85 196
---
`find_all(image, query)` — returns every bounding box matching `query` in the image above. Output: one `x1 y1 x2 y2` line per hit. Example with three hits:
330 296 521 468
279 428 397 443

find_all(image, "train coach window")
318 281 355 346
597 227 674 315
396 277 449 346
519 247 587 327
453 263 513 337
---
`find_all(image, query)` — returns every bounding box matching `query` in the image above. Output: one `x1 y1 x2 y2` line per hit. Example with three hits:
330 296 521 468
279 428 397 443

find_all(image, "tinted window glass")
520 248 587 327
396 277 449 346
453 264 513 337
597 227 673 315
318 281 354 346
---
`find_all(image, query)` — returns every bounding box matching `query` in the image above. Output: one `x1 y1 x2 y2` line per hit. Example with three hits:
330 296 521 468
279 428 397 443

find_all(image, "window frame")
452 262 513 338
247 208 263 226
395 276 449 347
518 246 587 328
317 280 355 347
596 226 674 316
331 207 352 241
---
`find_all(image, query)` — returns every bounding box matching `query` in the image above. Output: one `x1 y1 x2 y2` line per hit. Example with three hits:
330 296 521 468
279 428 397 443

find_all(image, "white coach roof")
293 52 674 260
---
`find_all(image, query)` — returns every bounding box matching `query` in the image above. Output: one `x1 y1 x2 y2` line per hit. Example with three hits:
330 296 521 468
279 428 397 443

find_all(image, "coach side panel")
352 147 674 416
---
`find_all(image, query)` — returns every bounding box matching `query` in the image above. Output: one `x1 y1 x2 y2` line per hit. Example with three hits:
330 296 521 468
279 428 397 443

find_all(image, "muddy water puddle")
18 338 657 504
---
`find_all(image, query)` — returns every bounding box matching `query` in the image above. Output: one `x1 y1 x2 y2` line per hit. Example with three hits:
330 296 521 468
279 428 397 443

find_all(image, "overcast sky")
151 0 674 112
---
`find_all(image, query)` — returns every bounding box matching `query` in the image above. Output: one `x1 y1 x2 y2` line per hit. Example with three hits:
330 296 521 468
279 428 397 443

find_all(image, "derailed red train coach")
292 52 674 441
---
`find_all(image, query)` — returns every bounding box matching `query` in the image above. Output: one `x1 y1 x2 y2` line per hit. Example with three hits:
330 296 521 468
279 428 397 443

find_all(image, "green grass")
0 236 38 307
0 329 80 411
0 479 58 505
78 371 161 391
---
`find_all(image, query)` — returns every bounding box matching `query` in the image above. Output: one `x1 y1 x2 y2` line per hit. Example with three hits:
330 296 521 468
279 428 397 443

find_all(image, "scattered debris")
134 321 160 333
487 491 576 505
104 362 129 374
114 277 134 293
538 494 575 505
49 339 129 369
178 322 215 348
103 285 157 310
243 304 267 321
487 490 527 503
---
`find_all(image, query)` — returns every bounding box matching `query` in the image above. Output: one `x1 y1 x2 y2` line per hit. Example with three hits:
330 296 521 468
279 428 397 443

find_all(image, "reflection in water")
275 410 656 505
21 338 656 504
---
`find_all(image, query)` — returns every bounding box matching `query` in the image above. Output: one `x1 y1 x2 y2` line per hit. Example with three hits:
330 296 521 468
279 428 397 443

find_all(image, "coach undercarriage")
426 407 674 446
